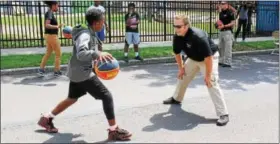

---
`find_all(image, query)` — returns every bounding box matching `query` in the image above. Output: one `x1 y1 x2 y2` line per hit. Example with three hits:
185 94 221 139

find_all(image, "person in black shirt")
38 1 63 76
123 3 143 62
217 1 236 67
163 14 229 126
235 2 249 41
246 2 254 35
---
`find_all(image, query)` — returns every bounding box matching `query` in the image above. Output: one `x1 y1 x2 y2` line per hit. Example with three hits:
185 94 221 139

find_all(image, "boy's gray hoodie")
66 24 100 82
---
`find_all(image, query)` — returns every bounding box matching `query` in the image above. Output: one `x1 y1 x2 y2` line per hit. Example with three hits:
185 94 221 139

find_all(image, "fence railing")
0 1 276 49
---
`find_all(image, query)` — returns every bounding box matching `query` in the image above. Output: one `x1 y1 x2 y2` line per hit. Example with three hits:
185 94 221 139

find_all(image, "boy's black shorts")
68 76 110 99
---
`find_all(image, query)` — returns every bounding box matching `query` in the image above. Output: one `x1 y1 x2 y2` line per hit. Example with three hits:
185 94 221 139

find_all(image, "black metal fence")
0 1 275 49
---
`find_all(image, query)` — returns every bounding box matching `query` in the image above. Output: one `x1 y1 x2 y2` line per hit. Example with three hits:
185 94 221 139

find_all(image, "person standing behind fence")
246 2 254 36
234 2 248 42
217 1 235 68
123 3 143 63
38 1 63 77
88 0 109 51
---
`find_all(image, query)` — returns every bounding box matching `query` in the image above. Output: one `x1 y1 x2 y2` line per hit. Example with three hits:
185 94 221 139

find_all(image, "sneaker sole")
163 102 181 105
109 133 132 141
216 122 228 126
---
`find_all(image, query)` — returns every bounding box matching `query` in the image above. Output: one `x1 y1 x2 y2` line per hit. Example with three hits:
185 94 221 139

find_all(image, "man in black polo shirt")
218 1 236 67
163 14 229 126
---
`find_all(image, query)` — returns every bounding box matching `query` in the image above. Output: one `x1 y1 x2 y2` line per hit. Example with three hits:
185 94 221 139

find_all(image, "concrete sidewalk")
1 37 274 56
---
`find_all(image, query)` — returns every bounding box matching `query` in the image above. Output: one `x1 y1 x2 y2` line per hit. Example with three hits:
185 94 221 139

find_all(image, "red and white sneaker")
108 127 132 141
37 115 58 133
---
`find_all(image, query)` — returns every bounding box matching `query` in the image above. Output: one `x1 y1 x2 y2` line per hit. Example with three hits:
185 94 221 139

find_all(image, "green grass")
233 40 276 51
0 41 275 69
0 46 174 69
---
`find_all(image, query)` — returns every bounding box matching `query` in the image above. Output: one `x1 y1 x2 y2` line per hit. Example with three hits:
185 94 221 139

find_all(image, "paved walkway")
1 37 274 56
1 55 278 143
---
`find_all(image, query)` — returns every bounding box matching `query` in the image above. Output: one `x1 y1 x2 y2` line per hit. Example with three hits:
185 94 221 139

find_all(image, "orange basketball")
215 20 223 29
94 58 120 80
62 26 72 39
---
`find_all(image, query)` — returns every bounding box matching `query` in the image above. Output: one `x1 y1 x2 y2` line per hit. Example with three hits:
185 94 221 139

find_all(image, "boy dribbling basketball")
37 7 132 141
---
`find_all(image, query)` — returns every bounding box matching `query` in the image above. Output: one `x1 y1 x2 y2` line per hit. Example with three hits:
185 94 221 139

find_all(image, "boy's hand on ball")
99 52 113 62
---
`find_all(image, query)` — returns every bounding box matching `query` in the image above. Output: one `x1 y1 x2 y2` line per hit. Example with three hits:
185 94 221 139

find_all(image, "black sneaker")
108 127 132 141
163 97 181 105
134 56 144 61
216 115 229 126
37 68 45 76
222 64 232 68
219 63 232 68
54 71 62 77
124 56 129 63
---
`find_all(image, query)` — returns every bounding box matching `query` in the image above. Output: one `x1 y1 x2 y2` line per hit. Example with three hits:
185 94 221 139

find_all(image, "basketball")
94 58 120 80
63 26 72 39
215 20 223 29
215 20 223 28
128 17 137 29
130 17 137 24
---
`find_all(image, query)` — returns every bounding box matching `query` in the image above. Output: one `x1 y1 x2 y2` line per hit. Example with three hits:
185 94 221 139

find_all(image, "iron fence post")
38 1 44 47
108 1 112 43
163 0 167 41
210 1 212 39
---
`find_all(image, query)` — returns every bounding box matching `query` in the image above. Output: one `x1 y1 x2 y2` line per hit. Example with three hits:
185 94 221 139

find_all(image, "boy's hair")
85 7 103 25
128 3 135 8
43 1 58 7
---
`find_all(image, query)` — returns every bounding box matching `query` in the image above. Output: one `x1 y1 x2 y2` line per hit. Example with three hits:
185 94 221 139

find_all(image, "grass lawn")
0 41 275 69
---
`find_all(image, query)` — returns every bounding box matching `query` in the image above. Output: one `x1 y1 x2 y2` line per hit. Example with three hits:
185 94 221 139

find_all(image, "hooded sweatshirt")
66 24 101 82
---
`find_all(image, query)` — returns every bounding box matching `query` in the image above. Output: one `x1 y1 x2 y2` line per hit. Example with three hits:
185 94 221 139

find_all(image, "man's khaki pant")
219 30 234 65
172 52 229 117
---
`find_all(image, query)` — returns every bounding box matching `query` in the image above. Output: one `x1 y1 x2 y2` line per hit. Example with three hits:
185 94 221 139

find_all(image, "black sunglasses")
173 25 185 29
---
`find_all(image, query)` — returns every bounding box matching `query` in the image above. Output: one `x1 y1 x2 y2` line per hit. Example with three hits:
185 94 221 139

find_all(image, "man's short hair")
85 7 103 25
220 1 228 4
175 14 191 27
43 1 58 7
128 3 135 8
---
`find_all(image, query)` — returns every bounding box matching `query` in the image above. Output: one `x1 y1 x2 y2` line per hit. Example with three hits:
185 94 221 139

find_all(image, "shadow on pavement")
34 130 88 143
2 55 278 91
10 75 69 87
123 55 279 91
142 105 217 132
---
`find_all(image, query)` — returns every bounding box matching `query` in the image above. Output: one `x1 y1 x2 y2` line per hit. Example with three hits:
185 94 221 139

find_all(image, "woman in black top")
38 1 63 76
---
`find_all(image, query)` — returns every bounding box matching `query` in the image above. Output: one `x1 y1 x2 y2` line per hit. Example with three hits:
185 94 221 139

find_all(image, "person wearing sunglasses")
163 14 229 126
